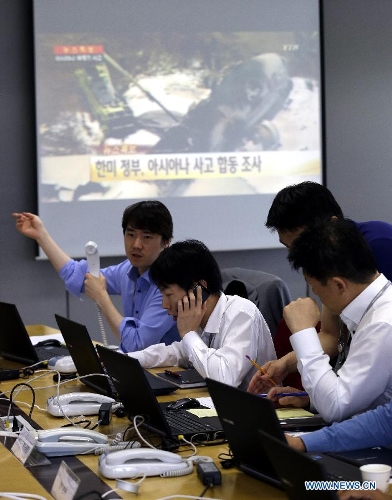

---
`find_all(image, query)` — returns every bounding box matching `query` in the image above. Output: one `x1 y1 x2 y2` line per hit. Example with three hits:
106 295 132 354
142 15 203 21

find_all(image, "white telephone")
35 427 108 457
46 392 120 417
85 240 109 347
99 448 193 479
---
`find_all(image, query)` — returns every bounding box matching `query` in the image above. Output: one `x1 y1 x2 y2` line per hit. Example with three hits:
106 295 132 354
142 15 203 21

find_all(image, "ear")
330 277 347 294
199 279 208 288
161 238 171 249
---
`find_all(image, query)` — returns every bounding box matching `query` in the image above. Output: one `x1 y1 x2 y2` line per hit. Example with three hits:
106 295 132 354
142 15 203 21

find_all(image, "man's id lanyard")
353 280 391 334
334 280 391 372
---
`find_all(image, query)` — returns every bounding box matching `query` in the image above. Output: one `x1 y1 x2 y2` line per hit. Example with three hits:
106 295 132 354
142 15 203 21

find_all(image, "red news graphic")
53 45 104 55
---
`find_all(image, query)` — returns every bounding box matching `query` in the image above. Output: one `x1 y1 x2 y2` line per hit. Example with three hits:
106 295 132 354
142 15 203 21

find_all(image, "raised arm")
12 212 71 272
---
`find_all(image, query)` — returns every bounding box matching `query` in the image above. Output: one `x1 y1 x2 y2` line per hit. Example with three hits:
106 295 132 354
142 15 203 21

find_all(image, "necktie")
333 320 351 373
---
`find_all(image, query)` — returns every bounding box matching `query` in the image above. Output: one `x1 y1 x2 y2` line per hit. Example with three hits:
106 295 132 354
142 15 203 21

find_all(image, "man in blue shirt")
248 181 392 394
286 399 392 454
12 201 179 351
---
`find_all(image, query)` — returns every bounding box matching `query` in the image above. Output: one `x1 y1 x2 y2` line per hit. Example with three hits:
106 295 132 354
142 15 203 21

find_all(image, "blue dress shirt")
302 400 392 452
59 259 179 351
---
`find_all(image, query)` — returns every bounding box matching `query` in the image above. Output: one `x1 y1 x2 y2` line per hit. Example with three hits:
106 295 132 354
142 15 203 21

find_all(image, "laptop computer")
258 430 348 500
54 314 178 397
206 378 362 489
0 302 69 365
96 344 223 446
261 429 392 499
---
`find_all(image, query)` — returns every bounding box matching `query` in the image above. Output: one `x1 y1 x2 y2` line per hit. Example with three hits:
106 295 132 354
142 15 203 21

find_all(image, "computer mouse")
166 397 202 411
36 338 62 347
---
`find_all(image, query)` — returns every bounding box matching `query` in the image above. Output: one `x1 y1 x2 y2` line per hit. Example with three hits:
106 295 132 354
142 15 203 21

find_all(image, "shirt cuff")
290 327 323 359
127 350 146 365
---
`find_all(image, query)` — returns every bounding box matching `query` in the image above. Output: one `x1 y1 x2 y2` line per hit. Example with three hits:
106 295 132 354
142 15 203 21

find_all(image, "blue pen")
258 392 308 397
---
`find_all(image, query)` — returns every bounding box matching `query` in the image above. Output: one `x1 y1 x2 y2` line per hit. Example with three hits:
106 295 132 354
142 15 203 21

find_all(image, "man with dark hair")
12 201 179 352
127 239 276 389
249 181 392 395
263 219 392 422
266 181 392 278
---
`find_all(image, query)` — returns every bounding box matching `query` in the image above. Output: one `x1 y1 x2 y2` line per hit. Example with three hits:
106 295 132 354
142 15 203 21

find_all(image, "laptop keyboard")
165 410 217 434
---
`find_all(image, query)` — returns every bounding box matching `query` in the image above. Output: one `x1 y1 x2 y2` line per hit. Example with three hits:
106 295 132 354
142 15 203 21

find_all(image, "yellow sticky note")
276 408 314 419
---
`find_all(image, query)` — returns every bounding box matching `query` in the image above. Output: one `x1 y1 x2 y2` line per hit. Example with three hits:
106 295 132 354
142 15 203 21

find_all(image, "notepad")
276 408 315 419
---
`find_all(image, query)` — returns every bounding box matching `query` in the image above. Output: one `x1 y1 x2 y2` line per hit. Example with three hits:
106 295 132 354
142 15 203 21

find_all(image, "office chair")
221 267 292 339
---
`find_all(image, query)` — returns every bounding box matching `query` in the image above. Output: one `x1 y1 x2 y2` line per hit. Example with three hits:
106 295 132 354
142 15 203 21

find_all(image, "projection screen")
33 0 322 257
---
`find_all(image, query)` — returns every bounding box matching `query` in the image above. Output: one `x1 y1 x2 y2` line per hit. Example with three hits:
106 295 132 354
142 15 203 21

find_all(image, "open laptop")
0 302 69 365
258 430 346 500
206 378 362 489
96 344 223 445
54 314 178 397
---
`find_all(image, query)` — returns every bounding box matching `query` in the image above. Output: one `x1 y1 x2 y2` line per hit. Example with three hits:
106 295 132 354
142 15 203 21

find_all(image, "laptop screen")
206 377 285 487
55 314 114 396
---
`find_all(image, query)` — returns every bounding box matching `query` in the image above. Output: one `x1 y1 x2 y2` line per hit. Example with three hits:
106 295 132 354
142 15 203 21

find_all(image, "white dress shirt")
290 274 392 422
127 293 276 390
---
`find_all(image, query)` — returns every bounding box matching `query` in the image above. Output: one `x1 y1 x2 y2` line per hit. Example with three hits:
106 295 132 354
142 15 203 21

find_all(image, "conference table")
0 325 287 499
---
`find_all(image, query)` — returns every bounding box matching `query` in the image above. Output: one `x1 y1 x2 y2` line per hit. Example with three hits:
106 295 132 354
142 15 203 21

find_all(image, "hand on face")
176 285 207 338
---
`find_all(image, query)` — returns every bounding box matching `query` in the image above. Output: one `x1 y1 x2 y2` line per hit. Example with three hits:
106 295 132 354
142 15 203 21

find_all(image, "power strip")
0 415 36 433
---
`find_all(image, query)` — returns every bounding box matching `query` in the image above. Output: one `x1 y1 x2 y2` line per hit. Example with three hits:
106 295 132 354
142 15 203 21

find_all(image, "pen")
164 370 182 379
245 355 278 386
258 392 309 398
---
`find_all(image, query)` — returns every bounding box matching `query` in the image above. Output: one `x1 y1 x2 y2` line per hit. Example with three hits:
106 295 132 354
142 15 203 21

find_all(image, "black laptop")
206 378 362 489
96 344 223 445
0 302 69 365
258 430 343 500
54 314 178 397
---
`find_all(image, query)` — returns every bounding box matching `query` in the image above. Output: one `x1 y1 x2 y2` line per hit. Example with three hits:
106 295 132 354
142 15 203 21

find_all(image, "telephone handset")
85 240 100 277
99 448 193 479
85 240 108 346
191 283 211 304
46 392 119 416
35 427 108 457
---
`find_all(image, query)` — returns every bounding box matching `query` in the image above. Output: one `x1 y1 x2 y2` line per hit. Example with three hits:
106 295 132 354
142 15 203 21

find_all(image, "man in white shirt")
126 239 276 390
252 219 392 422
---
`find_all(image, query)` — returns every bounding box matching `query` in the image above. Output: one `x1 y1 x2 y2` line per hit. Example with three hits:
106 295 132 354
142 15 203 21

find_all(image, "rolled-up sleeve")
59 259 88 297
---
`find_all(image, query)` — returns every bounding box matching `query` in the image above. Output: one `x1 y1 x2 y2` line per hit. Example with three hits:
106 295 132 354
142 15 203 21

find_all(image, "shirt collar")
128 265 152 284
202 292 226 334
340 274 388 333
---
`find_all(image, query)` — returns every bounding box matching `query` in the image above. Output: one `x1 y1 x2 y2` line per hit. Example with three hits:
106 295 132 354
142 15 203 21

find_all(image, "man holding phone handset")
12 201 179 352
126 239 276 389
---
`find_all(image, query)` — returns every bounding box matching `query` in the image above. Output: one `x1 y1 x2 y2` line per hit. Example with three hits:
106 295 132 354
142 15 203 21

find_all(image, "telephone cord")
96 303 108 347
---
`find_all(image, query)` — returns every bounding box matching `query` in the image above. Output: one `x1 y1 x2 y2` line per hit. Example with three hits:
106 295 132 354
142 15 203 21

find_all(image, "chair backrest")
221 267 292 338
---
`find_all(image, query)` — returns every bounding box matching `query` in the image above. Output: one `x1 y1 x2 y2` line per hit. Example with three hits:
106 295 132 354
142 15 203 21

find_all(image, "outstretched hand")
12 212 45 241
